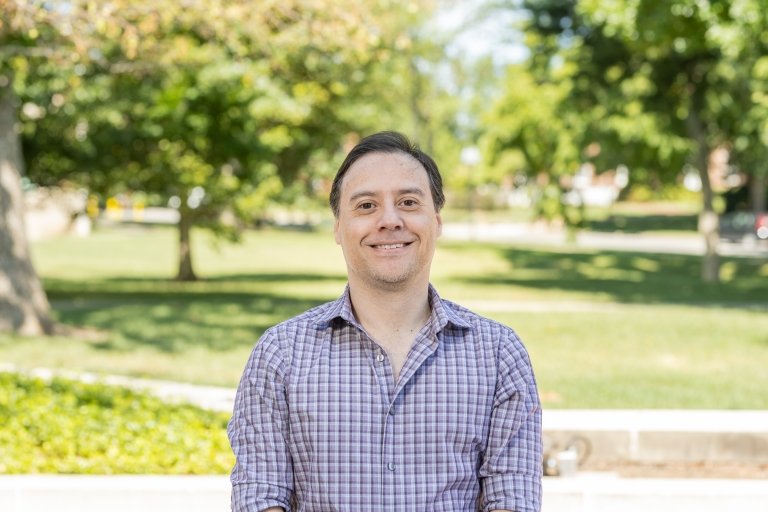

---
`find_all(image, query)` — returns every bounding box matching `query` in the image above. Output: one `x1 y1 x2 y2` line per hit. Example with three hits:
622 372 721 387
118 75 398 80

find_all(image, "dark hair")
329 131 445 217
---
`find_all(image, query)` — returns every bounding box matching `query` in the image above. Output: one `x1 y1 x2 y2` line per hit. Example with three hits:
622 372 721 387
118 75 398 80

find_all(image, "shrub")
0 372 233 474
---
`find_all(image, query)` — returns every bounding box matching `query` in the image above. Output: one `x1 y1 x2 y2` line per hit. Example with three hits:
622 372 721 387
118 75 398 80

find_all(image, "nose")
377 203 403 230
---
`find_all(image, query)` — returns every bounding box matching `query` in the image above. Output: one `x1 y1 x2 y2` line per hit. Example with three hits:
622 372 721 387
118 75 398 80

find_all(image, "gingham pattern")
228 285 542 512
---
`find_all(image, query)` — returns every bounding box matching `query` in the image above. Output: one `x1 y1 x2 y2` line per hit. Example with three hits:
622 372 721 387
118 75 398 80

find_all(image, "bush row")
0 372 233 474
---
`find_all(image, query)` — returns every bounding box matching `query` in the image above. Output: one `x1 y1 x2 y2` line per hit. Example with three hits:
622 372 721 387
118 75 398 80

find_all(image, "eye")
400 198 419 208
357 202 375 210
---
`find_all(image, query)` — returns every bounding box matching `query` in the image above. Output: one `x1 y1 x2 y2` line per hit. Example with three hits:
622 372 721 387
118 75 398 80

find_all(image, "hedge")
0 372 233 474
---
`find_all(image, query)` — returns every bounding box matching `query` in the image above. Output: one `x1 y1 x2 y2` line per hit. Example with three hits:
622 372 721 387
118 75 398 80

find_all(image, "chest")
287 334 496 437
285 332 497 509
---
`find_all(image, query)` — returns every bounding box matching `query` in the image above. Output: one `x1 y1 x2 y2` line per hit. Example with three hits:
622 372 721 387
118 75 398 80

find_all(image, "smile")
375 243 407 250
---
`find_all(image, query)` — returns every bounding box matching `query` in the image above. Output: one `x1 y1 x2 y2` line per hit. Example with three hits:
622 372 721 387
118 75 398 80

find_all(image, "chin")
366 271 413 288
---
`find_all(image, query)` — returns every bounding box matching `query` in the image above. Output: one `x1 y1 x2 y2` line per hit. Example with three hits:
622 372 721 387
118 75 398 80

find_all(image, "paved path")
441 221 768 257
3 473 768 512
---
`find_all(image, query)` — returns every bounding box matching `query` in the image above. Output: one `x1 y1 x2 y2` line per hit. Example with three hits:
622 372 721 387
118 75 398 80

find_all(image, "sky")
430 0 530 66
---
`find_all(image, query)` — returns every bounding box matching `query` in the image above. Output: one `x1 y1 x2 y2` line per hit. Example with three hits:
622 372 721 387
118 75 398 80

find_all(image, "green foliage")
17 0 444 203
0 372 233 474
574 0 768 179
10 0 447 278
498 0 768 197
480 64 582 223
482 66 578 177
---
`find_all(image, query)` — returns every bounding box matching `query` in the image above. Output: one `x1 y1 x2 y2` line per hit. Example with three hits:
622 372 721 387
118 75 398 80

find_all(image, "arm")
479 333 543 512
227 331 293 512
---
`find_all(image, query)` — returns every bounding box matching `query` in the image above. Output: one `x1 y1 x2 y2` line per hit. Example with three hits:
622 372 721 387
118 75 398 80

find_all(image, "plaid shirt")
228 285 542 512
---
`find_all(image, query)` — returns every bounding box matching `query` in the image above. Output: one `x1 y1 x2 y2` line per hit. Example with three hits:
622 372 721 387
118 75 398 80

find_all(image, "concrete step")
543 410 768 466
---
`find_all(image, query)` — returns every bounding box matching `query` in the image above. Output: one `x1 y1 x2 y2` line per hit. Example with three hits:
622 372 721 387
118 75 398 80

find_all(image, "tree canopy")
15 0 441 280
0 0 442 334
2 0 766 334
482 0 768 280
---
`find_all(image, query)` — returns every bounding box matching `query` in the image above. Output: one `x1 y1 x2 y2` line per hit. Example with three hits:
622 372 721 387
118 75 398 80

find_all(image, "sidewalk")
2 473 767 512
543 472 768 512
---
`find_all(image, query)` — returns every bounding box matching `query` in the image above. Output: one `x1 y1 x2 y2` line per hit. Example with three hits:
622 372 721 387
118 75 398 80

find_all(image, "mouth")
369 241 412 250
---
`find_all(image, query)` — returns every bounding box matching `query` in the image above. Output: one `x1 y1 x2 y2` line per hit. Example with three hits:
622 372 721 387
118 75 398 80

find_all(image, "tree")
574 0 768 281
19 0 439 281
1 0 441 336
497 0 767 282
710 1 768 214
480 65 583 226
0 77 54 335
0 0 69 334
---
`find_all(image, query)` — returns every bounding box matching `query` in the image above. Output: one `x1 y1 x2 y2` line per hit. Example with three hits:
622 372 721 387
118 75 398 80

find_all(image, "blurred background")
1 0 767 510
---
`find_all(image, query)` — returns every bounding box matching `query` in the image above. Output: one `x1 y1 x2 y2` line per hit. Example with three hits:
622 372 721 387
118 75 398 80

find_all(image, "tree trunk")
0 80 54 334
175 207 197 281
686 108 720 283
697 165 720 283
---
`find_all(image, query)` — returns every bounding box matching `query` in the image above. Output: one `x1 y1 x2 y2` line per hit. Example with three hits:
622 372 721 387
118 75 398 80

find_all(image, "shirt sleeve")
479 329 543 512
227 330 293 512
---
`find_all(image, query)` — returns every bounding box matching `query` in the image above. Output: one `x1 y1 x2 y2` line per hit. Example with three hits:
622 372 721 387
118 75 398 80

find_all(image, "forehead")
341 151 429 192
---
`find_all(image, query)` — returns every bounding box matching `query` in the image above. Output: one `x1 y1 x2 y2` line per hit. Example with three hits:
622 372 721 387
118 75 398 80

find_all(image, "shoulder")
439 297 534 370
441 297 521 342
253 298 339 364
261 299 338 345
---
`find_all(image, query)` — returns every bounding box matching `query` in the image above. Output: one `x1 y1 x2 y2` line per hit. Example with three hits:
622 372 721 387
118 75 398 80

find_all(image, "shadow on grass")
44 273 347 354
450 245 768 304
40 250 768 355
45 272 347 295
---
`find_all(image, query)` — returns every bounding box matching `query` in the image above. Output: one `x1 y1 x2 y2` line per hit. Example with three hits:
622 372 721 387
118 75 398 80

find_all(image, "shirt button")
375 352 385 363
387 462 395 471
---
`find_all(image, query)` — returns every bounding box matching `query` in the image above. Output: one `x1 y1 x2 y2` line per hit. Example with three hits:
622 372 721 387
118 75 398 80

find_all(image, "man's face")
334 151 442 291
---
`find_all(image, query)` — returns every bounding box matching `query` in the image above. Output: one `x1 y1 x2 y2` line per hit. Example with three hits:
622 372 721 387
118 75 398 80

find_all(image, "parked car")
719 211 768 243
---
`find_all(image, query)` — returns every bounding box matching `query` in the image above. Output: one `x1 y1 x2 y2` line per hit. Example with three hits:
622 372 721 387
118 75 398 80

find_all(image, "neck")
348 279 431 335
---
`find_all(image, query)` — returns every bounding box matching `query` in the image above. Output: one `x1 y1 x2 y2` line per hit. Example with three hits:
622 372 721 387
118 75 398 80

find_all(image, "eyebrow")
348 187 426 203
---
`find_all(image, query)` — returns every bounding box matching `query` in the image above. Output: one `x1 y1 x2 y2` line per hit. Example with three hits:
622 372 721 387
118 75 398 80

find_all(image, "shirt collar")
427 284 472 331
314 284 472 331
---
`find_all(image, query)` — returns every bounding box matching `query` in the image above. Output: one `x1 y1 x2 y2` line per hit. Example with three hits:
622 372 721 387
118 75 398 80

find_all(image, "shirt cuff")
482 473 542 512
231 482 292 512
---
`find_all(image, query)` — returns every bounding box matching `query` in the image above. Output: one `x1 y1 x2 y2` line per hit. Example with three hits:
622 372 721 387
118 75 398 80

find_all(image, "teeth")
378 243 404 250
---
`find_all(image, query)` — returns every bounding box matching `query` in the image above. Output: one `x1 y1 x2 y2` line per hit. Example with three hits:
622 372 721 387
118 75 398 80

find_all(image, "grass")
1 223 767 409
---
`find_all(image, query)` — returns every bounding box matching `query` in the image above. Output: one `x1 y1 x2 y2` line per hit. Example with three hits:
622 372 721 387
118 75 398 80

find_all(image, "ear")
333 218 341 245
436 212 443 237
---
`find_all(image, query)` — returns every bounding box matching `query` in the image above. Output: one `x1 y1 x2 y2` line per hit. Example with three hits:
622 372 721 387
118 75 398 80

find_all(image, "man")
228 131 542 512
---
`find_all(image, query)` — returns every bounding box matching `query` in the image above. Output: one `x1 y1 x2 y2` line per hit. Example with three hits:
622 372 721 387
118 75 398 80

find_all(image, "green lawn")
2 224 766 409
